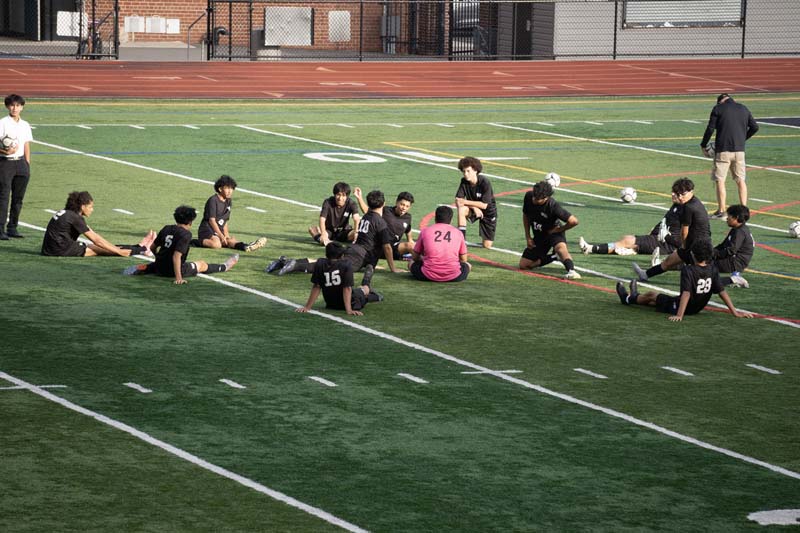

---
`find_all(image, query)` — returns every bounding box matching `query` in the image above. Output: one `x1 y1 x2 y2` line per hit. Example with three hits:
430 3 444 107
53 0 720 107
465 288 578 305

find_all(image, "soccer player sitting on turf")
712 204 754 288
409 205 470 282
633 177 711 282
616 238 753 321
519 180 581 279
580 192 682 265
308 181 361 246
124 205 238 284
196 175 266 252
354 188 415 260
455 156 497 249
41 191 156 258
295 242 383 316
272 190 399 276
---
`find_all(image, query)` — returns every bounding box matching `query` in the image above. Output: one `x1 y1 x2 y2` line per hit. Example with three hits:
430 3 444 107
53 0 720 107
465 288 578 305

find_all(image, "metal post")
359 0 364 61
740 0 747 58
248 0 254 60
114 0 120 59
228 3 233 61
613 0 618 60
206 2 213 60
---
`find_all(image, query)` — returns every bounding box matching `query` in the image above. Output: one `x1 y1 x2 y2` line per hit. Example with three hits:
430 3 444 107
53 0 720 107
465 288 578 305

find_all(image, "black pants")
0 159 30 232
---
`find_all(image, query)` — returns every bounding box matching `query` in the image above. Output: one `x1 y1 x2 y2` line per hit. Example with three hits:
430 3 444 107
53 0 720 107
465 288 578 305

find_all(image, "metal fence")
207 0 800 61
1 0 798 61
0 0 118 59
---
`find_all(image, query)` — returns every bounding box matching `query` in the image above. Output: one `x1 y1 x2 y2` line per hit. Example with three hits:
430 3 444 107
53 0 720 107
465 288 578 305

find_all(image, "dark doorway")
512 2 532 58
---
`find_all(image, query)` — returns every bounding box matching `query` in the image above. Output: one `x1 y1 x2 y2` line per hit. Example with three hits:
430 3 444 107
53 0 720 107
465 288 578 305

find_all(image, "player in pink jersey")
409 206 471 282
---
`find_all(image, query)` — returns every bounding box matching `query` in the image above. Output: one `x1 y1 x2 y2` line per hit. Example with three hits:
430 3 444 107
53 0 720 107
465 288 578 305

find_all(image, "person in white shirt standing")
0 94 33 240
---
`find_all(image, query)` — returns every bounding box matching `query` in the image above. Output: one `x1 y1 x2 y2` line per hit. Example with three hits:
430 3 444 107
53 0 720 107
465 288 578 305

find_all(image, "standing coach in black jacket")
700 93 759 218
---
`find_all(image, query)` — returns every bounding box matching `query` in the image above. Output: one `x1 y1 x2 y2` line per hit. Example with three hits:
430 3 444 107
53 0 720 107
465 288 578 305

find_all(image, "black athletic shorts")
521 233 566 263
467 213 497 242
655 294 679 315
351 287 368 310
145 261 199 278
634 235 676 255
676 247 696 265
409 260 470 282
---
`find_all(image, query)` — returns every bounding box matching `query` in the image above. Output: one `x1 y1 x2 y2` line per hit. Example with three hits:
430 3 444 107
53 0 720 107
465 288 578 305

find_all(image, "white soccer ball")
1 135 17 150
789 220 800 238
705 141 715 158
545 172 561 188
620 187 637 203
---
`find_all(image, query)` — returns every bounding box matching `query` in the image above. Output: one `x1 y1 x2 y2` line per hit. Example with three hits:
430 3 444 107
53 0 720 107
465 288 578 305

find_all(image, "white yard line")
246 206 267 213
113 208 135 215
745 364 782 375
123 382 152 393
397 373 428 384
661 367 695 377
308 376 337 387
0 372 368 533
219 378 247 389
574 368 608 379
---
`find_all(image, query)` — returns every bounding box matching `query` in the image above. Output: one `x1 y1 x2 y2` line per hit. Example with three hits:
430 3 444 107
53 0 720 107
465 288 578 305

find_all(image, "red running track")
2 57 800 99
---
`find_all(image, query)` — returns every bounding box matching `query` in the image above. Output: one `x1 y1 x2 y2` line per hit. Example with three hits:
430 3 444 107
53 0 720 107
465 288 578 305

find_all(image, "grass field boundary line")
0 371 370 533
32 140 318 210
197 276 800 480
488 123 800 178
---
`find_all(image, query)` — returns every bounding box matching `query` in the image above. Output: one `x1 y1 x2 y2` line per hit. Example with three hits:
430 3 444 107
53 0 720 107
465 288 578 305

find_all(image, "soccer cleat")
277 258 297 276
632 262 648 281
224 254 240 271
0 232 8 240
123 263 148 276
361 264 375 287
616 281 629 305
730 272 750 288
244 236 267 252
564 269 582 280
367 290 384 303
579 236 590 255
265 255 288 273
709 210 725 219
650 247 661 267
657 218 669 243
6 229 23 238
629 279 639 302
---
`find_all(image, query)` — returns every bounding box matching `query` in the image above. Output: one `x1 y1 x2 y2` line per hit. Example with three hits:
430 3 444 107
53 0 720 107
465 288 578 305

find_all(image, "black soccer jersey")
649 203 683 248
680 196 711 249
41 210 90 256
319 197 359 233
456 175 497 218
152 224 192 276
522 194 572 241
354 210 393 259
382 205 412 244
198 195 232 238
311 257 354 310
713 223 754 271
679 263 724 315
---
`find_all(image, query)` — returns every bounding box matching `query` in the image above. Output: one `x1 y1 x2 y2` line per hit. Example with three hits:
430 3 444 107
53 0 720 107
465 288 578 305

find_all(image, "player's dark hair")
332 182 351 196
366 190 385 209
690 239 713 263
672 178 694 195
434 205 453 224
717 93 731 104
458 156 482 174
325 241 346 260
532 180 553 200
64 191 93 213
173 205 197 225
396 191 414 204
726 204 750 224
214 174 237 193
4 94 25 107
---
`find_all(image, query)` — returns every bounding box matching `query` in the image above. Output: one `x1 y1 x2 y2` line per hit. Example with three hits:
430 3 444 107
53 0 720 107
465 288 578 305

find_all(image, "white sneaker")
632 262 648 281
657 218 669 243
579 236 590 255
564 270 582 280
730 272 749 288
244 236 267 252
651 247 661 267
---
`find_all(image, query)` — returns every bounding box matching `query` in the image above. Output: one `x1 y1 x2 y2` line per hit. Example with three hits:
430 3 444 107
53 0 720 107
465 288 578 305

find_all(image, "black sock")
563 259 575 272
646 264 665 278
119 244 146 255
206 264 225 273
234 242 247 251
539 254 557 267
189 239 201 247
312 234 321 243
593 244 608 254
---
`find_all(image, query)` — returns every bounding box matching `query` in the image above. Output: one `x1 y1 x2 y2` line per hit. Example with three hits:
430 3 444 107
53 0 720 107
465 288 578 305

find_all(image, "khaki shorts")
712 151 746 183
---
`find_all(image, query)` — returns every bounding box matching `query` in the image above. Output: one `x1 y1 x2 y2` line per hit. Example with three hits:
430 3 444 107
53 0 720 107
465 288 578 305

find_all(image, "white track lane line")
0 372 368 533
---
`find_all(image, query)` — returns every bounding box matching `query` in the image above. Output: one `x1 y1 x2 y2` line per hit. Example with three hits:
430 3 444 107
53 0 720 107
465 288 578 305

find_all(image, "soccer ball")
620 187 637 203
790 220 800 238
545 172 561 188
1 135 17 150
705 141 715 158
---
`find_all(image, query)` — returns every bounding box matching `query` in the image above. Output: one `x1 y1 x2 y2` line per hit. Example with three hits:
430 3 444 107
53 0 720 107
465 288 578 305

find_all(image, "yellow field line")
744 268 800 282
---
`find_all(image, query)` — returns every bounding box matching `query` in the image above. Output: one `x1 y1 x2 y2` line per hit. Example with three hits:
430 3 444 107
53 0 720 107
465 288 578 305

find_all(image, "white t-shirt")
0 115 33 159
